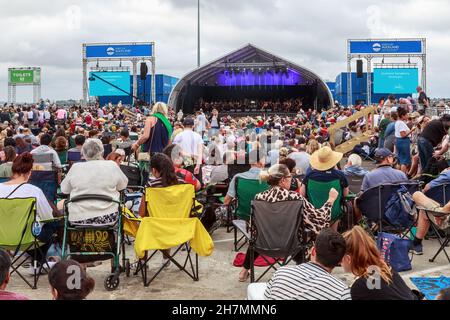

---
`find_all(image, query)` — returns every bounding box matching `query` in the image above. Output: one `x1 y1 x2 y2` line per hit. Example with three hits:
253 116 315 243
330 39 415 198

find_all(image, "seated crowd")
1 99 450 301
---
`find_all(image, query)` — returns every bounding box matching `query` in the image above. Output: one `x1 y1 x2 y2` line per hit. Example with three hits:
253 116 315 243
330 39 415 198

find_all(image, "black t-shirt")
0 112 10 122
351 270 417 300
418 91 429 106
420 120 447 147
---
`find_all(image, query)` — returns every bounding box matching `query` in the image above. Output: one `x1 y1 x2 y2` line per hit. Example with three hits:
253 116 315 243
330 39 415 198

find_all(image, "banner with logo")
349 40 423 55
85 43 153 58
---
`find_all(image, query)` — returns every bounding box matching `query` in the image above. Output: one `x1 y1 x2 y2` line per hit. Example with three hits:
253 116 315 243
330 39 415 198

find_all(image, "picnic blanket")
410 276 450 300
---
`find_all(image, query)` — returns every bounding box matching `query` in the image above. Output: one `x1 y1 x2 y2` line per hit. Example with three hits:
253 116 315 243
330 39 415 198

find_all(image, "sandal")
239 270 250 282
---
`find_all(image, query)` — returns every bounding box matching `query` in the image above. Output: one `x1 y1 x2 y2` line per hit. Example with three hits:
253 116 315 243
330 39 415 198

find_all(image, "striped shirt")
147 177 185 188
264 262 351 300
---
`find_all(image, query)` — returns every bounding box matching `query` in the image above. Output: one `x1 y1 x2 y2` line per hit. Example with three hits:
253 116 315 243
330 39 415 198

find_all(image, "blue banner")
89 72 131 96
373 68 419 94
350 40 422 54
86 44 153 58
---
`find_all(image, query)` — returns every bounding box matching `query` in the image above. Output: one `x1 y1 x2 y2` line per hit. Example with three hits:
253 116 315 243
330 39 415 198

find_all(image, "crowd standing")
1 89 450 300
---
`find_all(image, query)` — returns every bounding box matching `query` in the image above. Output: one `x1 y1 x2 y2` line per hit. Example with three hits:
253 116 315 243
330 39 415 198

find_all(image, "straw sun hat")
310 147 343 171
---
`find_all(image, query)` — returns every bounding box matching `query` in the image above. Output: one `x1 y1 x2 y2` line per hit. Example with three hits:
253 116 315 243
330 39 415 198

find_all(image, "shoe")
26 262 56 276
410 243 423 255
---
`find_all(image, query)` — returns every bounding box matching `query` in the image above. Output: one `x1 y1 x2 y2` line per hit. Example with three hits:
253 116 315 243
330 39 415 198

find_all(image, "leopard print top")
255 186 332 234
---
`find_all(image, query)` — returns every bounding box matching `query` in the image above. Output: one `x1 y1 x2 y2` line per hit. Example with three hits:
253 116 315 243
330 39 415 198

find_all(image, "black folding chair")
356 181 420 236
347 175 364 195
421 184 450 263
248 199 309 283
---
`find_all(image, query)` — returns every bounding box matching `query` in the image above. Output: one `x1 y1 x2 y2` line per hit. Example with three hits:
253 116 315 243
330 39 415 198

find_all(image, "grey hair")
81 138 104 161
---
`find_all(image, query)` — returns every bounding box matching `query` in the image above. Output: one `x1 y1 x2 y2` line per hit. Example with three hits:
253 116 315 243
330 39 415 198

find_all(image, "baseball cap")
183 117 194 126
375 148 394 161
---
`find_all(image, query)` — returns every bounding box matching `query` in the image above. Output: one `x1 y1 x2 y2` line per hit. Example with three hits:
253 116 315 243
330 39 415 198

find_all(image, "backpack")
384 185 415 228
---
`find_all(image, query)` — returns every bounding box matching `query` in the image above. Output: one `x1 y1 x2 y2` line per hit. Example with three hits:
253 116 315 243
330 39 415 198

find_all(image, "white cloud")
0 0 448 102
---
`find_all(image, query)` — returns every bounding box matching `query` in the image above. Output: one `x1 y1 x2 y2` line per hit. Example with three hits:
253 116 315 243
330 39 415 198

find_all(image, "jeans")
378 137 385 149
417 137 434 170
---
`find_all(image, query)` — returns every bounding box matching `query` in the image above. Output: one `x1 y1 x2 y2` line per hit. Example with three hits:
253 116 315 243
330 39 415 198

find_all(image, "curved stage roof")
169 44 333 113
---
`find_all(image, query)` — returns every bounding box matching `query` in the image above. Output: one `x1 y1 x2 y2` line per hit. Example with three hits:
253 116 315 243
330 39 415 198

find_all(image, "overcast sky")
1 0 449 102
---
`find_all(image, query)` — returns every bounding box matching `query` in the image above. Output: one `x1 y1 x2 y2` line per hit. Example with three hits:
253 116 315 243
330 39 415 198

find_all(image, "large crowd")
1 88 450 300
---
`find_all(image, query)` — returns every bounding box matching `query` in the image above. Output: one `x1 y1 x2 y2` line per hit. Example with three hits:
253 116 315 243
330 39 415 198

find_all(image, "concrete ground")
8 227 450 300
8 160 450 300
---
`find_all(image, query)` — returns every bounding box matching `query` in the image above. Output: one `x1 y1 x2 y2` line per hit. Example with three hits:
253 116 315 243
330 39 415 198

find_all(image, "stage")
169 44 333 115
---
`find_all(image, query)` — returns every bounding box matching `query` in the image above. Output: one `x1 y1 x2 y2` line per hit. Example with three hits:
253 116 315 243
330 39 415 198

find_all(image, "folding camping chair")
248 199 309 283
347 175 364 195
67 150 83 168
356 181 420 236
29 170 59 204
306 179 345 226
134 184 214 287
229 178 269 251
61 195 123 291
0 197 55 289
31 153 54 171
419 183 450 263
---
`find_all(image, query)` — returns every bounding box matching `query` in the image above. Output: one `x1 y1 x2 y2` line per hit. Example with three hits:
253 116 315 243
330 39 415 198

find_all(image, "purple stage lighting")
217 69 301 87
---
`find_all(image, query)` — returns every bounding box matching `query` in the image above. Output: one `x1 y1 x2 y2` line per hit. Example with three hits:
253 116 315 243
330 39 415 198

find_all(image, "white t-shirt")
395 120 410 138
288 152 311 175
268 149 280 167
0 183 53 222
173 130 203 157
61 160 128 222
195 114 207 132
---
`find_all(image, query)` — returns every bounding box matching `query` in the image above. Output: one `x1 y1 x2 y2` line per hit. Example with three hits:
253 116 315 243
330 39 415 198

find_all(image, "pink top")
56 109 66 120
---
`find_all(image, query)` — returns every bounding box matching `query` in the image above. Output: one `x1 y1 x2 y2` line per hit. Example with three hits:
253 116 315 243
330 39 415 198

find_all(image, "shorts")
421 199 450 230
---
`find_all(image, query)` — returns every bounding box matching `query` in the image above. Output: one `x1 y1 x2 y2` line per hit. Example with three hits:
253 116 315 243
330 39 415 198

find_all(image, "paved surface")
8 160 450 300
8 227 450 300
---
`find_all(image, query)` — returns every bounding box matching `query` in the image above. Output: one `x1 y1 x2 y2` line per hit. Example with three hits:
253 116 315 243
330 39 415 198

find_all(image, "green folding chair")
231 178 269 251
0 198 52 289
306 179 344 224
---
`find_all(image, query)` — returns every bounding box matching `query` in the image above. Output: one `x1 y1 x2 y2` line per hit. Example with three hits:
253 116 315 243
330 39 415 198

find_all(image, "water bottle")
32 222 42 237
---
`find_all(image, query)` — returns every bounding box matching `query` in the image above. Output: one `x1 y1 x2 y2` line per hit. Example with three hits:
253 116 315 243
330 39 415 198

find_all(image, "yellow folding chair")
134 184 214 287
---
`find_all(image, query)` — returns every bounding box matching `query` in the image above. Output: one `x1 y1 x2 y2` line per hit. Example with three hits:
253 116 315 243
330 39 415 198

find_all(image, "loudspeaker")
140 62 148 81
356 60 363 78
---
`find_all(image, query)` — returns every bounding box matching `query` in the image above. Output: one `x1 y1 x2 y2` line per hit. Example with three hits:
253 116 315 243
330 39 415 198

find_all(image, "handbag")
377 232 412 272
138 120 156 162
137 152 150 162
120 163 141 187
